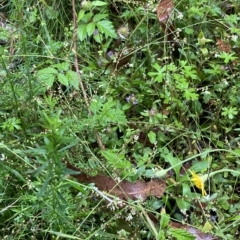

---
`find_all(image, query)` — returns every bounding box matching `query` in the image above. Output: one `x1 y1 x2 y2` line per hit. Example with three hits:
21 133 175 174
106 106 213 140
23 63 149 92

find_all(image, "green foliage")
77 3 117 42
36 62 79 93
1 0 240 239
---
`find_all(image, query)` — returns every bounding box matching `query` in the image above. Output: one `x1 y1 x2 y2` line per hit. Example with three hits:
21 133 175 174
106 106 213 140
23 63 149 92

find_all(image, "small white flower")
133 134 139 141
231 35 238 42
131 208 136 215
126 214 133 221
116 177 121 183
223 80 229 85
177 12 183 20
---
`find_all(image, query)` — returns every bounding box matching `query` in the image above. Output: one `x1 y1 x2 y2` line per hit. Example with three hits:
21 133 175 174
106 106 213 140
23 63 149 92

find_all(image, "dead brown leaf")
65 161 165 201
157 0 176 43
157 0 174 23
216 39 231 53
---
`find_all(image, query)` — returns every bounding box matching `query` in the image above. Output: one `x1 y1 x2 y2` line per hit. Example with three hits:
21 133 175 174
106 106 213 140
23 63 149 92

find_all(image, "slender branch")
72 0 105 150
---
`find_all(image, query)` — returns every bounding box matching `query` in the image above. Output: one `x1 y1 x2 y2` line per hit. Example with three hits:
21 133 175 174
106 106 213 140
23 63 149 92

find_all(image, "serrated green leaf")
52 62 69 71
77 24 88 41
93 13 108 22
57 73 69 86
96 20 117 38
184 88 199 100
158 230 165 240
37 67 57 89
66 70 79 90
148 64 166 83
99 100 127 124
160 214 170 229
169 228 195 240
87 22 96 36
90 98 103 113
101 150 131 170
37 67 58 75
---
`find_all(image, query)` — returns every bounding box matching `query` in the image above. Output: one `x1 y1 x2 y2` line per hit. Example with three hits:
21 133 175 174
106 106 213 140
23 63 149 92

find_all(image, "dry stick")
72 0 105 150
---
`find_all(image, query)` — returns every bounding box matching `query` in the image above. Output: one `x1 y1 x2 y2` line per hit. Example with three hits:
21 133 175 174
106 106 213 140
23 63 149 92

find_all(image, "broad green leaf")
77 10 85 22
77 24 88 41
66 70 79 90
176 197 191 210
90 98 103 113
37 67 57 75
100 100 127 124
148 64 166 83
184 88 199 100
52 62 69 71
93 13 108 22
190 161 209 173
96 20 117 38
101 150 131 170
93 32 102 43
37 67 57 89
219 52 238 64
148 131 156 144
57 73 69 86
87 22 96 36
161 151 181 178
185 27 194 35
182 65 198 79
92 1 108 6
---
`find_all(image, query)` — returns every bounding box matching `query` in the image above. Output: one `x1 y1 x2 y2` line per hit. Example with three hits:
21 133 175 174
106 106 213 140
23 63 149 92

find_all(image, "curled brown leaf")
65 161 165 201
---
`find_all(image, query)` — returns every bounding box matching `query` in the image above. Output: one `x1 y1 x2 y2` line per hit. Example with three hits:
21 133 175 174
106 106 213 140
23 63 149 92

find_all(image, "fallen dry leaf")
65 161 165 201
157 0 174 23
216 39 231 53
157 0 177 47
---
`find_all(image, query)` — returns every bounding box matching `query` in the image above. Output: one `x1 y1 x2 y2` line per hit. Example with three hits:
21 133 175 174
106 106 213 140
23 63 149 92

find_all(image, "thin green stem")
154 148 240 178
209 169 240 178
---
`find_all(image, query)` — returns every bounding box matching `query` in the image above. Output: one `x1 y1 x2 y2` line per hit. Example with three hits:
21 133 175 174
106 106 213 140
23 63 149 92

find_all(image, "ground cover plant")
0 0 240 239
